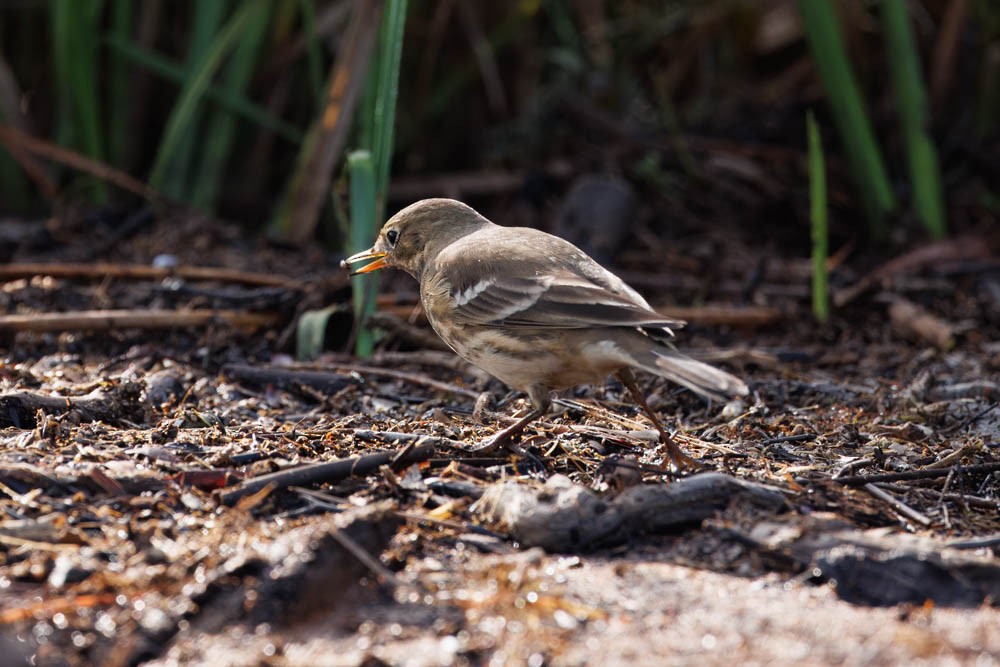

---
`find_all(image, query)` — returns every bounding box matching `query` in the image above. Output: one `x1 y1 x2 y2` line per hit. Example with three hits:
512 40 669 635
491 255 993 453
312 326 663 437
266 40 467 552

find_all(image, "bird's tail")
628 344 748 402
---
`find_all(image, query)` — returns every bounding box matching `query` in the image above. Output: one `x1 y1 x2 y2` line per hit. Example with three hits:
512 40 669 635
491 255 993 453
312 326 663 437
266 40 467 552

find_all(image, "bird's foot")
659 432 701 471
466 427 547 472
467 430 511 454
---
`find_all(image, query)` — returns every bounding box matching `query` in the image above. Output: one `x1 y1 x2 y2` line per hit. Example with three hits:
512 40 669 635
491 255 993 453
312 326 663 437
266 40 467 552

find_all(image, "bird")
343 198 748 468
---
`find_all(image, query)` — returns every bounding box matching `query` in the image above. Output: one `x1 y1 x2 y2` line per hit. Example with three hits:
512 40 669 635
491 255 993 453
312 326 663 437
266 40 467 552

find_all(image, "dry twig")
218 443 437 505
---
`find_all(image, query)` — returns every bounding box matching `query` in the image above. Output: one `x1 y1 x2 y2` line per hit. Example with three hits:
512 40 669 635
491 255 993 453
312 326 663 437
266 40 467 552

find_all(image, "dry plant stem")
833 462 1000 486
218 443 437 505
0 123 163 203
278 0 382 244
615 368 697 470
863 483 932 527
332 363 482 400
887 297 955 350
371 349 492 383
930 0 969 110
0 309 280 333
925 442 983 469
326 525 406 589
947 534 1000 550
0 262 305 289
833 235 990 306
0 131 58 198
455 0 506 113
353 430 469 450
222 364 356 395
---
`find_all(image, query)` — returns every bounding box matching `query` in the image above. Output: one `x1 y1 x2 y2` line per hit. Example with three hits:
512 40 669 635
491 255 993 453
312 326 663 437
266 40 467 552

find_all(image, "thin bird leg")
469 390 550 454
615 368 698 470
468 406 546 453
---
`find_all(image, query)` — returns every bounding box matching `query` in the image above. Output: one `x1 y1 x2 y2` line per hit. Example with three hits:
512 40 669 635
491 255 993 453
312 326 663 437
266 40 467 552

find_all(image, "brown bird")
343 198 747 467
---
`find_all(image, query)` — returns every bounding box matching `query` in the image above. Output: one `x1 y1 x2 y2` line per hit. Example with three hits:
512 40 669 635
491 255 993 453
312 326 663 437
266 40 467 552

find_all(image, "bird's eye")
386 229 399 246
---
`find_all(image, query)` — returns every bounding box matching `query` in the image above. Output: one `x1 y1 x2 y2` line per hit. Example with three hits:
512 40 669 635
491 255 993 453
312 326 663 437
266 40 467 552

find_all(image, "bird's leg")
615 368 698 470
469 388 551 455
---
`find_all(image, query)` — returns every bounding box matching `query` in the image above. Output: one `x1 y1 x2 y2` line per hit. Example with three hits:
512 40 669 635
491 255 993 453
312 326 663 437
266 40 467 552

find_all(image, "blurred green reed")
807 110 829 324
797 0 895 240
882 0 947 238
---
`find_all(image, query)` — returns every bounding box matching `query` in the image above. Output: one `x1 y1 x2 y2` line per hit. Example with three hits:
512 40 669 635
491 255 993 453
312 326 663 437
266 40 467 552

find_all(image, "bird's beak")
342 248 388 276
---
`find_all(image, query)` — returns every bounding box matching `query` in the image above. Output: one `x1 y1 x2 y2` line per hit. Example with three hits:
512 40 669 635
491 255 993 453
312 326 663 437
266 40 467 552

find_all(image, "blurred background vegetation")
0 0 997 255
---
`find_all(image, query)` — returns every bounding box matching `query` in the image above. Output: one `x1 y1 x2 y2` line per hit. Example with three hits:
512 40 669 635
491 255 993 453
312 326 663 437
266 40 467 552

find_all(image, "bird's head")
342 198 489 279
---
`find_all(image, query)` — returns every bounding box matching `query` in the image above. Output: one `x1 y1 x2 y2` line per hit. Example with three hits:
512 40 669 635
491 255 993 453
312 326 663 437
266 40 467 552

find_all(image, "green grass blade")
807 110 829 324
161 1 229 198
797 0 895 239
108 0 133 169
297 0 325 101
192 2 271 210
348 150 378 358
370 0 408 224
296 304 345 360
104 34 303 144
341 0 407 355
882 0 947 238
51 0 106 202
147 0 263 192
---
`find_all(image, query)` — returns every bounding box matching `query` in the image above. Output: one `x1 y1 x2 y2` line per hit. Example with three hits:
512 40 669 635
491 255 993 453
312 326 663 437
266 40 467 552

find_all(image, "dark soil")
0 201 998 666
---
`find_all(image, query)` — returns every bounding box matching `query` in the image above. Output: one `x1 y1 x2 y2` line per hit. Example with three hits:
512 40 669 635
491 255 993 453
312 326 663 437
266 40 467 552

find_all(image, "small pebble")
721 398 746 419
152 254 179 269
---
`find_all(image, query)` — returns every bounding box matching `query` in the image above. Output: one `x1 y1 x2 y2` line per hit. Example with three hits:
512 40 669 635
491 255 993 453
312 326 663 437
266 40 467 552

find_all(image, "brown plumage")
344 198 748 467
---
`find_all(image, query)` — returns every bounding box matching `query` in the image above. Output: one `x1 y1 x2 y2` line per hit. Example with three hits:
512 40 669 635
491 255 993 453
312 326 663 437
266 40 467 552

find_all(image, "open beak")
342 248 388 276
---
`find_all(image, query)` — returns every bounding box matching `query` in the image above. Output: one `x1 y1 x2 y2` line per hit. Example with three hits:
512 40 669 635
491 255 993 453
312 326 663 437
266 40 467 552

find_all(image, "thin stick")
217 443 436 505
0 123 164 203
326 525 406 589
0 262 304 289
924 442 984 469
222 364 356 395
0 309 280 333
332 363 482 400
832 462 1000 486
863 483 932 526
353 430 469 450
947 534 1000 550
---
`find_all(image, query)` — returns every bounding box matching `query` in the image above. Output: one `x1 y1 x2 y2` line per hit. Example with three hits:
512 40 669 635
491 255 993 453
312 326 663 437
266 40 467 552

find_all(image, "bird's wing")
437 252 684 333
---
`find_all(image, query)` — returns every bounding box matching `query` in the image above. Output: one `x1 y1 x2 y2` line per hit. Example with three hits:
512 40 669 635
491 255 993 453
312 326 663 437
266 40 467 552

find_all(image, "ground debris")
749 516 1000 606
0 206 997 664
0 381 144 428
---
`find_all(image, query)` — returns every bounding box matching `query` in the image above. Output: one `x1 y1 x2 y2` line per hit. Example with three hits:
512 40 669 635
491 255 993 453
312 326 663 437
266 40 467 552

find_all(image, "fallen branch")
476 472 787 550
217 443 437 505
0 309 281 333
0 383 143 428
887 296 955 350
